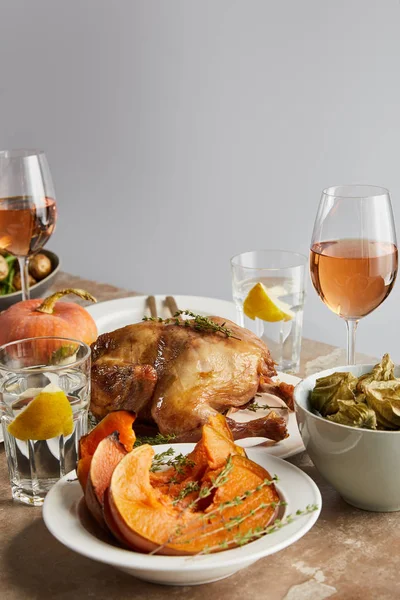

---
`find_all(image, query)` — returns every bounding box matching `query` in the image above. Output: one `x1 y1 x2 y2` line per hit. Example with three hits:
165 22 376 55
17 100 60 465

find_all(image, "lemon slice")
243 282 294 322
8 383 73 441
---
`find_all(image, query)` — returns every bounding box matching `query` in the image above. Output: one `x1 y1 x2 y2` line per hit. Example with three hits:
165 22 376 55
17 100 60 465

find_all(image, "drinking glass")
0 149 57 300
231 250 307 372
310 185 398 365
0 337 90 505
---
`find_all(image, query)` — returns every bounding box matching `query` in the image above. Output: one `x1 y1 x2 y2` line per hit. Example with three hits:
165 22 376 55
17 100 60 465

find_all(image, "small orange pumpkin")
0 288 98 347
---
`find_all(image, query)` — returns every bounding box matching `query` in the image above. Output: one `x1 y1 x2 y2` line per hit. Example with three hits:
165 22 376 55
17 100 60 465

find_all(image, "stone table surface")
0 272 396 600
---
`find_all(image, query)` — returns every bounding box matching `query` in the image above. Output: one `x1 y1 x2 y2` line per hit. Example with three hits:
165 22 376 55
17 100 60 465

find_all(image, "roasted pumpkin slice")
77 410 136 491
107 444 280 555
85 433 128 527
150 413 246 492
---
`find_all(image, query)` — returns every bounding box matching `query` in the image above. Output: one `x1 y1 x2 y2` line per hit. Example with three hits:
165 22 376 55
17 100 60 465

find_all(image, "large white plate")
87 294 238 335
235 372 304 459
43 447 321 586
86 295 304 459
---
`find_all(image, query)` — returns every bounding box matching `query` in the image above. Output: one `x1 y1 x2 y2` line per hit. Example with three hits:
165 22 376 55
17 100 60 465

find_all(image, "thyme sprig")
187 455 234 509
150 448 196 475
150 448 175 472
171 453 196 475
150 469 288 555
247 402 289 413
183 473 279 538
198 504 319 554
134 433 176 447
143 310 241 340
171 456 233 507
150 456 235 554
173 482 201 505
192 498 284 545
146 450 319 555
198 474 279 516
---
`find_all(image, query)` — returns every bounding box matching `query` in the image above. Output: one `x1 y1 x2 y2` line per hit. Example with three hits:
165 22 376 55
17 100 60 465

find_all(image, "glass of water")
231 250 307 373
0 337 90 505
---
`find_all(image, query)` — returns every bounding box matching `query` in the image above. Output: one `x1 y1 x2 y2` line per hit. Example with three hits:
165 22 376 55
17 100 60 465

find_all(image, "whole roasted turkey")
90 317 293 442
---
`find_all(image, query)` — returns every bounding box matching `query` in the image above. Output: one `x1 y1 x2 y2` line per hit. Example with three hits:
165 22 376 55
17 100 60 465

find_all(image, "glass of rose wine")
0 150 57 301
310 185 398 365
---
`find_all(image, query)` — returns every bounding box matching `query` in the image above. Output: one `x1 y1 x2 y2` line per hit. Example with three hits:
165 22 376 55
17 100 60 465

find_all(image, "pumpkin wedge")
85 433 128 527
77 410 136 492
107 444 280 555
149 413 245 493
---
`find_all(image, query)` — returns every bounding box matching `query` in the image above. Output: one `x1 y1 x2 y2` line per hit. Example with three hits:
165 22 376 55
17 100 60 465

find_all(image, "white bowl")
43 446 321 586
295 364 400 512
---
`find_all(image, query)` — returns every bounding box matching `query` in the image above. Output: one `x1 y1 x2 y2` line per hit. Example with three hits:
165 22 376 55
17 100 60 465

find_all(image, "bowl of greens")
0 249 60 310
294 355 400 512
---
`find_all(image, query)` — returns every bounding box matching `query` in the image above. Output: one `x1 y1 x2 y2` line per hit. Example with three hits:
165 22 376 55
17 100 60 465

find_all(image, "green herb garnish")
143 310 240 340
134 432 177 447
247 402 289 412
150 448 175 472
172 481 201 505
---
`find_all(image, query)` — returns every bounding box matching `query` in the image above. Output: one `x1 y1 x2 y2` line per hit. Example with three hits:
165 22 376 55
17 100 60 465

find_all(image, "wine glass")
0 150 57 301
310 185 398 365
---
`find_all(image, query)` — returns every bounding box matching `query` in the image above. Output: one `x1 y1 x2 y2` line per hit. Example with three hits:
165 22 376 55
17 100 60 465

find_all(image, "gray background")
1 0 399 359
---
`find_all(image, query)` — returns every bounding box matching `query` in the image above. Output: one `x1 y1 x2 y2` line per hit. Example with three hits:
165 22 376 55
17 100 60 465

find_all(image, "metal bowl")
0 249 60 311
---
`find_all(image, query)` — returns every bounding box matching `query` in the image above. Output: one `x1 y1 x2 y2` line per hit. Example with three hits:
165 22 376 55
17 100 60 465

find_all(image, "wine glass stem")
345 319 359 366
18 257 30 301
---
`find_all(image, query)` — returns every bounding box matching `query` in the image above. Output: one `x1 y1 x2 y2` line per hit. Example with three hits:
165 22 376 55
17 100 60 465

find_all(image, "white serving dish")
43 446 321 585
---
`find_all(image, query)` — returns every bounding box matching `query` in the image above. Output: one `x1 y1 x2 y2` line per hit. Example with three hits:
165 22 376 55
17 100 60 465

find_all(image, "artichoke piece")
310 372 357 416
356 354 395 393
364 380 400 429
327 400 377 429
354 392 367 404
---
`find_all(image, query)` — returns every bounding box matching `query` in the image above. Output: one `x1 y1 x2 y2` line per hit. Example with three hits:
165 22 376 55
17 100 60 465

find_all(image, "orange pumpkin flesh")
77 410 136 491
108 447 279 555
81 413 279 554
0 288 98 348
79 411 136 458
103 415 279 555
149 414 245 495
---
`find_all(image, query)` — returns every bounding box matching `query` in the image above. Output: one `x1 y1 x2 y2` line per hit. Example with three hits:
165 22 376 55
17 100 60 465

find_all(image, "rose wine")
310 239 398 319
0 196 57 256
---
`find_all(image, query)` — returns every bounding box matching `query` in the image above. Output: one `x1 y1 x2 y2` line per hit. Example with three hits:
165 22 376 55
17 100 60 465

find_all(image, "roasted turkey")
90 317 292 442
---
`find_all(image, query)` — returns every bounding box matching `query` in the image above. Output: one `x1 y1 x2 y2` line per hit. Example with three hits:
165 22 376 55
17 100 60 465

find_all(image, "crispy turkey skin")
90 317 288 441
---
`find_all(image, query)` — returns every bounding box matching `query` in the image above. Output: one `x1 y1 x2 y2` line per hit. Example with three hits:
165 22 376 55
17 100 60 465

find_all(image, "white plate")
87 294 238 335
43 447 321 586
87 295 304 459
235 372 304 459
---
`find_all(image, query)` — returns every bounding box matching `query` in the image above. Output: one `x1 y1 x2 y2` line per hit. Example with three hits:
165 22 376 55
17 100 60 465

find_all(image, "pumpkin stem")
35 289 97 314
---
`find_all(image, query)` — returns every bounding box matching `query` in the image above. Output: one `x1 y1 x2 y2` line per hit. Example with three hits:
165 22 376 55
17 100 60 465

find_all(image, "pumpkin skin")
0 294 98 347
84 433 128 528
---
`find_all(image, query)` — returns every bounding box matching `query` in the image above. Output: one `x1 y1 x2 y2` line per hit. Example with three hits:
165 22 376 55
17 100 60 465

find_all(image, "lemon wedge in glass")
243 282 294 322
8 383 73 441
